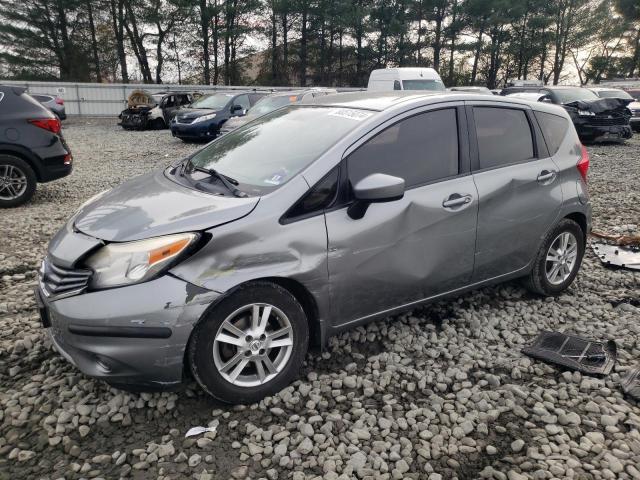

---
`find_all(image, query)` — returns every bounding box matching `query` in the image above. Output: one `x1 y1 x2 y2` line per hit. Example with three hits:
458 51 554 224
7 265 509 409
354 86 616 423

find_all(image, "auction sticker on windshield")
327 108 373 121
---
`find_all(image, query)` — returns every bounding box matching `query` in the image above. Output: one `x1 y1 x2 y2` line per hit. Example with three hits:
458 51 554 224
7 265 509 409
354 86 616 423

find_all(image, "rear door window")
534 111 569 156
473 107 534 170
348 108 459 188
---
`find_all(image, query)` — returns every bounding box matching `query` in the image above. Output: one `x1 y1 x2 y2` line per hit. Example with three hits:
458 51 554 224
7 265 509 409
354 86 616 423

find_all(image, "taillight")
63 154 72 165
55 97 64 105
577 144 589 183
28 118 61 134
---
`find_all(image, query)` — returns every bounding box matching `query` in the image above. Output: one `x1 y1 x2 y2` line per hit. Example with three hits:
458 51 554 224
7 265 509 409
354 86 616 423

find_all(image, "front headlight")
192 113 217 124
84 233 199 289
578 110 595 116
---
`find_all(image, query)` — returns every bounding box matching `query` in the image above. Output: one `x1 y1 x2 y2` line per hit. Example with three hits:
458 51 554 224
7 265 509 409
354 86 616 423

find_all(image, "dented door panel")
325 175 478 326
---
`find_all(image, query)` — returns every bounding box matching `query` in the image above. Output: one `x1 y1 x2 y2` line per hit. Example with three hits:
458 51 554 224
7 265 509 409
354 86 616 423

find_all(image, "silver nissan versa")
37 92 591 403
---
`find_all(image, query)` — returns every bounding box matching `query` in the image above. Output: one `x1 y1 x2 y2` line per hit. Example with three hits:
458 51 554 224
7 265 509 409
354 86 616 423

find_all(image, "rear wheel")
523 219 585 296
0 155 37 208
188 282 309 404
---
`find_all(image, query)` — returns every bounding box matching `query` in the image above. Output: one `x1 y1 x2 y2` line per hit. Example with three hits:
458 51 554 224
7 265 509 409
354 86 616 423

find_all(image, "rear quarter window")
534 111 569 156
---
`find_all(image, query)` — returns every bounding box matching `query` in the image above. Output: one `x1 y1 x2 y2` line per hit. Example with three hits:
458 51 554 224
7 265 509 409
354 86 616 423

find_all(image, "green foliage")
0 0 639 85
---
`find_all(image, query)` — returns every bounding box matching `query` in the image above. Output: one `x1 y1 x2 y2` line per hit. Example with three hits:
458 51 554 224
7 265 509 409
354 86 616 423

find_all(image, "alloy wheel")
0 164 28 201
213 303 294 387
545 231 578 285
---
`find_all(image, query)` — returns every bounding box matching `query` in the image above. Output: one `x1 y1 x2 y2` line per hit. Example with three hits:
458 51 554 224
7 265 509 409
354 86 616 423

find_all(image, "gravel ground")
0 117 639 480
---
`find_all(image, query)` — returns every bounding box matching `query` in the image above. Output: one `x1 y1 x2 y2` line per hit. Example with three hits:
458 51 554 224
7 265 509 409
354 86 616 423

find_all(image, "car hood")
73 169 259 242
564 97 633 113
176 108 220 120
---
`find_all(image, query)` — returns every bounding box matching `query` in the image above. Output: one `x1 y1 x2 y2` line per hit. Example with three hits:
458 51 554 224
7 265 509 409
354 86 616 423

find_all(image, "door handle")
442 194 472 209
537 170 557 183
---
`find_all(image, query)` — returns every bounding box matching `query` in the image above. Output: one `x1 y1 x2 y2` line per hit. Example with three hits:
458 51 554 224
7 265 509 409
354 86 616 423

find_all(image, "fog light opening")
95 356 112 373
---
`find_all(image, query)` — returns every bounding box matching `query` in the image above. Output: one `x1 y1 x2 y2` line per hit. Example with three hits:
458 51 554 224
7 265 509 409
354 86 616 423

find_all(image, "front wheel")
188 282 309 404
0 155 37 208
523 219 585 296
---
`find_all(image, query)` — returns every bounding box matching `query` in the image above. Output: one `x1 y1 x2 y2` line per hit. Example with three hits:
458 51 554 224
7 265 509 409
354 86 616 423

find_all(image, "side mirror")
232 105 245 115
348 173 405 219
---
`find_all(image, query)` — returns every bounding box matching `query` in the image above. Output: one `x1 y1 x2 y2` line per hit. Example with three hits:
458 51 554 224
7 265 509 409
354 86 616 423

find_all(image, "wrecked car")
119 90 197 130
37 92 591 403
623 89 640 132
504 86 633 143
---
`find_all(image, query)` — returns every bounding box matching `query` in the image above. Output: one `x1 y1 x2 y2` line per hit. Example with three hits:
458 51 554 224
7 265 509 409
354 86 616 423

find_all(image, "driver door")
325 105 478 325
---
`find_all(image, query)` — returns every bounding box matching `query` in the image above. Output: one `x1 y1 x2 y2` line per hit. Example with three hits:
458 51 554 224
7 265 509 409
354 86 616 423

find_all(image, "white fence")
0 80 362 116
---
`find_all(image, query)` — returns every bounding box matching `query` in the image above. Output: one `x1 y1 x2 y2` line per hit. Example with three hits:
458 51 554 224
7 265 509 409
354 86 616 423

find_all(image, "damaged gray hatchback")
37 92 592 403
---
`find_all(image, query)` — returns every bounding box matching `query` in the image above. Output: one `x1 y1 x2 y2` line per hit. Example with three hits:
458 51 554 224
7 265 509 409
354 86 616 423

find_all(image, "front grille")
631 109 640 117
39 257 91 299
176 116 195 124
588 115 627 126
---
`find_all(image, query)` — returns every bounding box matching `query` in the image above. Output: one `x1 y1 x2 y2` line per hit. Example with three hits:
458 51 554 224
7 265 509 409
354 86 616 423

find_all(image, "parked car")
119 90 197 130
623 88 640 132
367 67 445 91
449 86 493 95
219 88 338 136
0 85 72 207
30 93 66 120
170 92 266 142
38 92 590 403
505 86 633 143
588 87 634 100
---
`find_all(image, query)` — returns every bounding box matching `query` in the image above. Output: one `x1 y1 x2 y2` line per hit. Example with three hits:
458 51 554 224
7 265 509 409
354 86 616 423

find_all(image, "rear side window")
473 107 534 169
534 111 568 155
234 94 251 110
348 108 459 188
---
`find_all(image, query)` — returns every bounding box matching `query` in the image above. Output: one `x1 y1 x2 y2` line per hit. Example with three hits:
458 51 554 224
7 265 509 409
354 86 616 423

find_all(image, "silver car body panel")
39 92 592 387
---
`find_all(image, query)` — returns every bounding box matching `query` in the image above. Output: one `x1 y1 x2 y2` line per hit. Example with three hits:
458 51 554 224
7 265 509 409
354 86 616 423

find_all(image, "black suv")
170 91 266 142
0 85 72 207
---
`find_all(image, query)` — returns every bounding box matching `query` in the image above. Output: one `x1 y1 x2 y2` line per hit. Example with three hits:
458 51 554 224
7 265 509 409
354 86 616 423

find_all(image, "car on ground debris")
504 86 633 143
0 85 72 207
368 67 445 91
38 91 591 403
622 88 640 132
30 93 66 120
119 90 197 130
218 88 338 136
170 91 267 142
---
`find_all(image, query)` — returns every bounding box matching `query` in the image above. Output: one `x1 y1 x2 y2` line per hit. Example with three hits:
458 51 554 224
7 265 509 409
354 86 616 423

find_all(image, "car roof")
310 91 542 111
588 87 625 92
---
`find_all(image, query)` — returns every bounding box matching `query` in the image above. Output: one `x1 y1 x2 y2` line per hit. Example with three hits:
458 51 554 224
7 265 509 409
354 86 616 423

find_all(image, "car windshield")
596 89 633 100
402 79 445 91
249 95 297 116
189 93 233 110
188 105 373 196
151 94 164 104
554 88 599 103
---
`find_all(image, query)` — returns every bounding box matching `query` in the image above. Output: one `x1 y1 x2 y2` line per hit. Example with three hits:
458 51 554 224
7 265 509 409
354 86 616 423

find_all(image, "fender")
0 142 45 181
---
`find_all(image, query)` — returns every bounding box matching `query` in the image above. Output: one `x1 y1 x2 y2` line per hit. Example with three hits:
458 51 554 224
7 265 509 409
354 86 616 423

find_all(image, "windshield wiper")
187 161 247 198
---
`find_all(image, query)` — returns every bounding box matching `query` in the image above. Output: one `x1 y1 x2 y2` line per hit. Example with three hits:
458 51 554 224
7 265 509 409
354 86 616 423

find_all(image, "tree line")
0 0 639 88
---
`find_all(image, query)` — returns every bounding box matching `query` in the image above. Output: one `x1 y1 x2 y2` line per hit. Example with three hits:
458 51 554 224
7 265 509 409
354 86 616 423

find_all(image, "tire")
523 219 585 296
0 155 37 208
151 118 166 130
188 282 309 404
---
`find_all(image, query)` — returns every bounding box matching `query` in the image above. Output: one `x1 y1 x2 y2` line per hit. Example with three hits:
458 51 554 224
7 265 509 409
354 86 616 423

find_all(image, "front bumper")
120 113 149 130
575 123 632 143
630 117 640 131
170 121 219 140
36 275 220 389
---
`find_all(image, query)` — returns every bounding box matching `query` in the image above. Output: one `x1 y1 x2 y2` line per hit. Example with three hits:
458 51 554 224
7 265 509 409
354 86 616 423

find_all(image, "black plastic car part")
522 330 616 375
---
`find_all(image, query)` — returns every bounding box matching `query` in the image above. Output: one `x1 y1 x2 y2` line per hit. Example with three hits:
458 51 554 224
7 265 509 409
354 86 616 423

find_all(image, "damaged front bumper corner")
37 275 220 389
